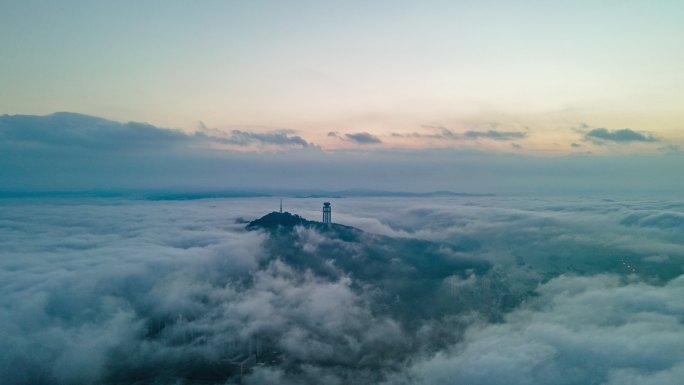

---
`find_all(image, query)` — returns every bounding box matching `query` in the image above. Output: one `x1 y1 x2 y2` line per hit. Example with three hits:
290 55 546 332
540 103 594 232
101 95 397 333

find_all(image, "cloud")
345 132 382 144
220 129 310 148
333 195 684 281
0 112 311 151
463 130 527 141
659 144 682 155
585 128 656 143
2 113 684 194
196 122 312 148
388 274 684 385
620 211 684 231
2 195 684 384
0 197 494 384
404 125 527 141
419 126 459 140
389 131 446 140
403 126 526 142
0 112 187 150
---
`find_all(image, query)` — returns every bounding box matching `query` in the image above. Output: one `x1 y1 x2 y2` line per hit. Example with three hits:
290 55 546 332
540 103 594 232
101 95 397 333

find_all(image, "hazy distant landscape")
2 195 683 384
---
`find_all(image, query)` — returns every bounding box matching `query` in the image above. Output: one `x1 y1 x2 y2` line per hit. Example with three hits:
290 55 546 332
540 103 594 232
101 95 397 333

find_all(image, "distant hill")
246 211 359 240
242 210 517 322
246 211 313 230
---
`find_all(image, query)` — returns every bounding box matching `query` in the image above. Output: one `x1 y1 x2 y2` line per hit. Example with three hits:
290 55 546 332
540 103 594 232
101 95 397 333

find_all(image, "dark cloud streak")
463 129 527 141
345 132 382 144
211 129 310 148
395 126 526 141
585 128 656 143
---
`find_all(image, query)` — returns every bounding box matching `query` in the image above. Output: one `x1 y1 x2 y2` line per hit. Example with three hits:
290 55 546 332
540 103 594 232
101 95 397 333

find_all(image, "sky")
2 1 684 150
1 1 684 193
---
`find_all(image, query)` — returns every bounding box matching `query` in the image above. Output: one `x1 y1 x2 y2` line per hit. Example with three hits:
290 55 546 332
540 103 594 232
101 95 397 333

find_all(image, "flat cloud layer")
2 113 684 193
1 195 684 384
463 129 527 141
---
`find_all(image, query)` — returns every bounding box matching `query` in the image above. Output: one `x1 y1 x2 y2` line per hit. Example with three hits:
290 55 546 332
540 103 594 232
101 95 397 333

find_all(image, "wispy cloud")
196 120 312 148
463 129 527 141
394 126 526 142
659 144 682 155
219 129 310 147
419 125 460 140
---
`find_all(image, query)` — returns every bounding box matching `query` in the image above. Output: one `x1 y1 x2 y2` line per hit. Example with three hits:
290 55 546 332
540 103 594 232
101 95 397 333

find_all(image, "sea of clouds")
1 195 683 384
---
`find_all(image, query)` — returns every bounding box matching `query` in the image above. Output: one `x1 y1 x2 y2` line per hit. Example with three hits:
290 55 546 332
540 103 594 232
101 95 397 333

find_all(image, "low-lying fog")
1 196 683 384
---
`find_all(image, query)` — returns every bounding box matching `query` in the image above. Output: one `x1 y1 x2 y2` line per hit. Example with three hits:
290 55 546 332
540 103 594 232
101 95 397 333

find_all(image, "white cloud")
1 195 684 384
391 274 684 385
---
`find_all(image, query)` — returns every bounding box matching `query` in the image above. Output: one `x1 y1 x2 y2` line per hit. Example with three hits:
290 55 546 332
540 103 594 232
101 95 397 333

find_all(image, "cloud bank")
1 113 683 194
0 112 187 150
389 274 684 385
1 195 683 384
